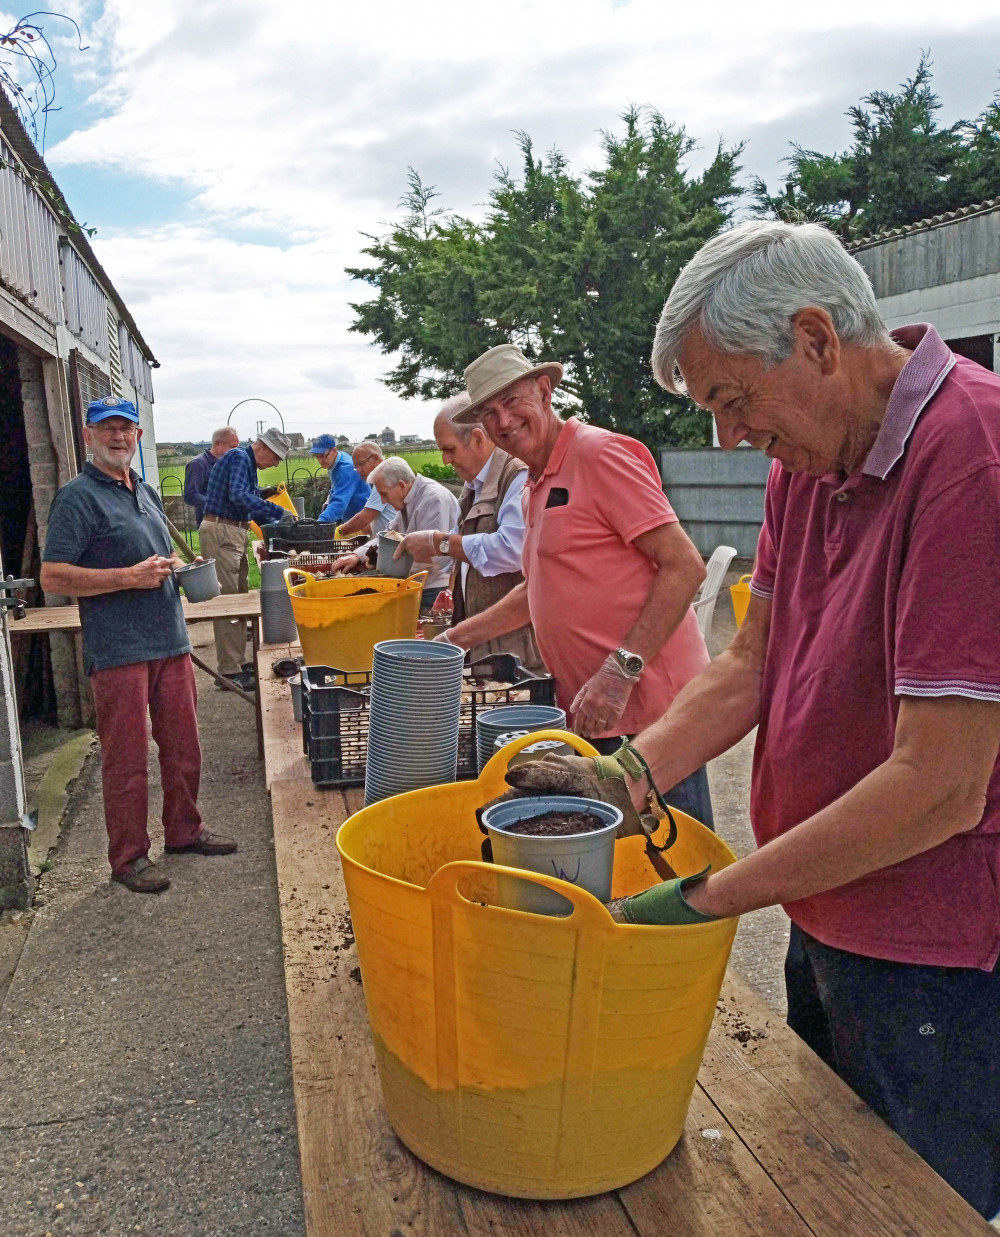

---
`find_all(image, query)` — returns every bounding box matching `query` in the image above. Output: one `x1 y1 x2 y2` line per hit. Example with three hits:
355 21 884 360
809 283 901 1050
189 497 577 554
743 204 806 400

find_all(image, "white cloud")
41 0 1000 441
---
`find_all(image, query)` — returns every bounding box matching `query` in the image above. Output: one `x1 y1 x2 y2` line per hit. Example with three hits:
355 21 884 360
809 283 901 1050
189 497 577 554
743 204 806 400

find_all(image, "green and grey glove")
609 867 718 925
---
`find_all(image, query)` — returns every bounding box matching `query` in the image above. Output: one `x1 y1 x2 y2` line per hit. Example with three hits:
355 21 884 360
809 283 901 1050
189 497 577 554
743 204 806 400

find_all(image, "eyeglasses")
89 423 138 437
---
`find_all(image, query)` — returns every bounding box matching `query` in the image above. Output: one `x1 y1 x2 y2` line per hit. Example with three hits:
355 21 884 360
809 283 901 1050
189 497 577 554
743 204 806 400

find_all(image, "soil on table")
504 810 606 837
344 587 378 596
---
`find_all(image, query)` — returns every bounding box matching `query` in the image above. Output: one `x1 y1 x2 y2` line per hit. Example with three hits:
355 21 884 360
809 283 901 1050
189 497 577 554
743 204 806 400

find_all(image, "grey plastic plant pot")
376 533 413 579
480 795 622 916
174 558 221 603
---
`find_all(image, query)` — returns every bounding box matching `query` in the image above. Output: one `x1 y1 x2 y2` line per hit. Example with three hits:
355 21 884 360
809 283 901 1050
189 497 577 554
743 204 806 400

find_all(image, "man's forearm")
631 644 763 794
621 560 702 664
41 561 135 598
338 508 376 536
448 582 531 647
688 743 986 919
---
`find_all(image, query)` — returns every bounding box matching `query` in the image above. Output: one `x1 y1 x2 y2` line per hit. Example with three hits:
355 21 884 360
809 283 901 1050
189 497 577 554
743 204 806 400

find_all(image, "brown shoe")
165 830 238 856
112 857 170 894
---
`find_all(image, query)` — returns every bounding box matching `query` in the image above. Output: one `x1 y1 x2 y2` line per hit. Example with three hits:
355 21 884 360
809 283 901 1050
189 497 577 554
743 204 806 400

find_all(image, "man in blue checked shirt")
310 433 371 525
200 427 292 689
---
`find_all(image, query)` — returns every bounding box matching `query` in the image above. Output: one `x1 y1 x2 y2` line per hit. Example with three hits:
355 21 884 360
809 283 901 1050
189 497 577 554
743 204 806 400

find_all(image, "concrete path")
0 625 304 1237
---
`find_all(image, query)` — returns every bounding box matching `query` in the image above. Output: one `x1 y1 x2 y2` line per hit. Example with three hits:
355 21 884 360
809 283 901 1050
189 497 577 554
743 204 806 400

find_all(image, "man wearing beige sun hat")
441 342 715 826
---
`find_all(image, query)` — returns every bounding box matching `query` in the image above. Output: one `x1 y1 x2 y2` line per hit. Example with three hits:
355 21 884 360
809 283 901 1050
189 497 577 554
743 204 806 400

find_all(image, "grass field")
156 448 444 494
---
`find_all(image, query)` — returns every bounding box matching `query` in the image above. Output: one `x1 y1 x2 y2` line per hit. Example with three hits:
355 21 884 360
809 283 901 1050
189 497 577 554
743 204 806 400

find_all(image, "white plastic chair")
693 545 738 641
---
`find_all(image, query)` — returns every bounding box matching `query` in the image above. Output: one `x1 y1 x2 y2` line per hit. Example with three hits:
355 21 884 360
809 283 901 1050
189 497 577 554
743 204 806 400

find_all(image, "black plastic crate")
299 654 556 789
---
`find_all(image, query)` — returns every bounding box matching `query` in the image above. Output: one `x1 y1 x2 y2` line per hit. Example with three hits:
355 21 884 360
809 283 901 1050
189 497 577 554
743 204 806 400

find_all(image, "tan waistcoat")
451 450 545 676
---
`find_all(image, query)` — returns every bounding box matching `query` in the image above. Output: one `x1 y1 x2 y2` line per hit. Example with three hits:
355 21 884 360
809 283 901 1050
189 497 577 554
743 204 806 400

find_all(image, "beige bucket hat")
454 343 563 424
258 427 292 460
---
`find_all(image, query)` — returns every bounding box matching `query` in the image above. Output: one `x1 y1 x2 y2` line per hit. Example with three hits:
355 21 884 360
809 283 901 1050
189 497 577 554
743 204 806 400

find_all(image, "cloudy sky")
17 0 1000 442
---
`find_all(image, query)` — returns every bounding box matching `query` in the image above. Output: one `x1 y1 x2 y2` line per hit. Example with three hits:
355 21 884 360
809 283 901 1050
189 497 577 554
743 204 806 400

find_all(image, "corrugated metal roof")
0 87 159 366
848 198 1000 254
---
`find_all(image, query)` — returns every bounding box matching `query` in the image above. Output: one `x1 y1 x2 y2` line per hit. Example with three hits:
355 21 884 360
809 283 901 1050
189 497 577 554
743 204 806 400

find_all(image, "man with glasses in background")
41 397 236 895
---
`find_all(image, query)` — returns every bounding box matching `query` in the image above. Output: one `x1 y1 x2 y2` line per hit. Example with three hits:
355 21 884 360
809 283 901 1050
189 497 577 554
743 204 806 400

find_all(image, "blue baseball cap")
86 396 139 425
310 433 338 454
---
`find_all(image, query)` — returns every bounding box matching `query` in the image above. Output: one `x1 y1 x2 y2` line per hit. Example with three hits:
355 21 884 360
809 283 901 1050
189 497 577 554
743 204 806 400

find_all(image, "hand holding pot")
130 554 173 589
571 653 637 737
485 751 651 842
396 529 440 562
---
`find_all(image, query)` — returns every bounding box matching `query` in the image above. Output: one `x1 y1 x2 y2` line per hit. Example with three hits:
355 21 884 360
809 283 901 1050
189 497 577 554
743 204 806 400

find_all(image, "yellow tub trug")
282 567 426 672
336 730 739 1199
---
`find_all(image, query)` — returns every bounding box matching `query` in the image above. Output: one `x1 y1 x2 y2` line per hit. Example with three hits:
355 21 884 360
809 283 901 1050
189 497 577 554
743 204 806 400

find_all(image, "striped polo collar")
862 324 955 480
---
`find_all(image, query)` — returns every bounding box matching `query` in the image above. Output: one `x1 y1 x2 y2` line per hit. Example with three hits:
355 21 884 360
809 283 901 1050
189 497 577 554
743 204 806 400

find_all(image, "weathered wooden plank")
701 975 993 1236
15 592 263 635
620 1086 813 1237
257 640 310 788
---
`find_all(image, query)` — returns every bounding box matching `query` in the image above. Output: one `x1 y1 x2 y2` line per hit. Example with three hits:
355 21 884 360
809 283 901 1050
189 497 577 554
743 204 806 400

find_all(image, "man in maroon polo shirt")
507 220 1000 1219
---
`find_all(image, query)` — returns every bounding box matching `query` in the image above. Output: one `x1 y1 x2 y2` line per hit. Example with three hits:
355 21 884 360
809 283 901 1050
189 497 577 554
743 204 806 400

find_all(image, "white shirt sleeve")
461 470 526 577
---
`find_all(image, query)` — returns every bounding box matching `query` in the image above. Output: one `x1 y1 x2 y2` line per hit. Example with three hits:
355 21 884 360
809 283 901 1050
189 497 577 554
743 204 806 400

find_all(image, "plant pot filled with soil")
479 795 622 916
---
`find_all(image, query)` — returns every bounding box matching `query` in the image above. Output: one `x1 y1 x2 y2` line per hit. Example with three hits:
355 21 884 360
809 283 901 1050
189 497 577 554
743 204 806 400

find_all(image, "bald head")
352 440 383 480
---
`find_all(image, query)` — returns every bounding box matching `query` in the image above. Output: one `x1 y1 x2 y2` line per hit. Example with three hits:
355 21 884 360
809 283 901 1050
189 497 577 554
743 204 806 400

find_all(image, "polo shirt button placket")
836 492 850 503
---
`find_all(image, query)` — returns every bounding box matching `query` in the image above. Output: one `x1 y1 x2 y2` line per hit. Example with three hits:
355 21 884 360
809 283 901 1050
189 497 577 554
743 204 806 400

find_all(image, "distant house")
336 434 351 446
286 432 305 449
380 426 396 446
399 434 421 445
0 89 159 730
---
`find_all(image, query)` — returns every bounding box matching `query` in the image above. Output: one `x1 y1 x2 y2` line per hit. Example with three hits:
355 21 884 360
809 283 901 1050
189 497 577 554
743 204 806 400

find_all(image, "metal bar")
189 651 255 704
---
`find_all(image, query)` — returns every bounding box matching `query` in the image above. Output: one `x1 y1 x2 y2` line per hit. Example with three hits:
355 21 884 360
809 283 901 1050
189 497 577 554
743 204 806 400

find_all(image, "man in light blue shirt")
397 395 543 671
311 434 370 524
336 442 395 537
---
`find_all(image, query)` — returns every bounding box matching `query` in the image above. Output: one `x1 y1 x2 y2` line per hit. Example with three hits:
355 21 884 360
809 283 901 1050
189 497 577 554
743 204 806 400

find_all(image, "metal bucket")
174 558 221 603
480 795 622 916
376 532 412 579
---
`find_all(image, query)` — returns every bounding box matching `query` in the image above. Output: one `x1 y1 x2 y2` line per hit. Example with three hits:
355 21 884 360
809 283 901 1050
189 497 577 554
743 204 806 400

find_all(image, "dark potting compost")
504 810 606 837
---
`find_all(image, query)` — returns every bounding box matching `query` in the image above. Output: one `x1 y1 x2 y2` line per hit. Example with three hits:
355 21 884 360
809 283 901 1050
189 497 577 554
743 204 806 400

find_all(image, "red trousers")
90 654 203 873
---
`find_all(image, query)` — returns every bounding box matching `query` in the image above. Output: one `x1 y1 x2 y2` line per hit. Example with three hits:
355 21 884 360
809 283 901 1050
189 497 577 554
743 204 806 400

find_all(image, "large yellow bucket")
336 730 738 1199
283 568 425 671
730 573 752 627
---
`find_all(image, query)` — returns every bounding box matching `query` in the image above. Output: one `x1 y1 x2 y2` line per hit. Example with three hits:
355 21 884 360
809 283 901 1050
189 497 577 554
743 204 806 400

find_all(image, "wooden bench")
258 647 993 1237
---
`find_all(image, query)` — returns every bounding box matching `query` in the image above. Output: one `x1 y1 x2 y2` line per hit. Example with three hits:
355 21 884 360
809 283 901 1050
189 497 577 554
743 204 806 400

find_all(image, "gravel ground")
0 624 305 1237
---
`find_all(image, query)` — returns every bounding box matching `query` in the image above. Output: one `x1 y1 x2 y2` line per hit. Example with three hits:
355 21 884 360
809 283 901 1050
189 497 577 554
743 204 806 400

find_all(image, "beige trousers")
198 520 249 676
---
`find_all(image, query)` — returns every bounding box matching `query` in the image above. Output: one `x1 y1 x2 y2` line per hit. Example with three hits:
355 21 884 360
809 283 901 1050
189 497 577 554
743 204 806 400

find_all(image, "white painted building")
0 89 159 727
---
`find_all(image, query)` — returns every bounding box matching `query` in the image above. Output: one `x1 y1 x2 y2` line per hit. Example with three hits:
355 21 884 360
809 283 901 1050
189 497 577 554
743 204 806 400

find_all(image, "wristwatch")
437 534 450 555
612 647 644 679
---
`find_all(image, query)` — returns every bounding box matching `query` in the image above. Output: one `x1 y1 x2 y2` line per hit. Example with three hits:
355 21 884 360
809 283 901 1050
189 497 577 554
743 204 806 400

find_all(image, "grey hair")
211 426 239 447
353 440 383 462
651 220 888 394
370 456 414 488
435 392 478 443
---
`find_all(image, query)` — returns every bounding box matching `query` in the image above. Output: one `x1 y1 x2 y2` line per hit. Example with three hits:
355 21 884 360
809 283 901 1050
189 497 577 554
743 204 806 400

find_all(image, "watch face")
616 649 643 675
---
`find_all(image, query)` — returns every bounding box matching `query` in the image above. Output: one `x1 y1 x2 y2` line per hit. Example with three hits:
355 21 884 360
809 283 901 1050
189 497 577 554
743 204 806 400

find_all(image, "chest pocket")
534 504 578 559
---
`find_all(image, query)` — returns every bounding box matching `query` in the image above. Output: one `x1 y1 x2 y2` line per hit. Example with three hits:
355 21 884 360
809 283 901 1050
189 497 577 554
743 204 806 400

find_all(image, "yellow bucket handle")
735 573 752 585
406 570 429 588
426 858 613 927
282 566 314 594
479 727 599 784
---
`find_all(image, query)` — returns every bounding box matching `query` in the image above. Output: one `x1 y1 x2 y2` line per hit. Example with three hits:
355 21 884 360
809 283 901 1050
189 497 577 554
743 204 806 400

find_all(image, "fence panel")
659 448 769 559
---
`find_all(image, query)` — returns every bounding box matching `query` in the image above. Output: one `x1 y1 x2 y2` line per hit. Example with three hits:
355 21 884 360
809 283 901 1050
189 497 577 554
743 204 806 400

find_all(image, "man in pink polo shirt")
506 220 1000 1220
440 342 712 824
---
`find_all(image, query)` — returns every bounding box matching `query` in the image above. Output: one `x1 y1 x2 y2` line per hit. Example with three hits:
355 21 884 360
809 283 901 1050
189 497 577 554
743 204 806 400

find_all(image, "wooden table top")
258 650 991 1237
13 592 263 635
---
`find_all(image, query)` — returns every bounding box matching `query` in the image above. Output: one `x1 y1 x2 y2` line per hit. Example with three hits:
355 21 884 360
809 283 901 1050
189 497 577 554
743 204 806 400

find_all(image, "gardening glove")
571 654 637 737
432 629 454 644
259 485 279 499
397 529 441 562
482 751 645 842
607 867 718 925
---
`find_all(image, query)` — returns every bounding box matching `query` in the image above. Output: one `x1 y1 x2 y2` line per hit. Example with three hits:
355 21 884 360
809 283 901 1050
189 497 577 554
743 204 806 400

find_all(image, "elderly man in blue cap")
310 434 370 525
40 397 237 895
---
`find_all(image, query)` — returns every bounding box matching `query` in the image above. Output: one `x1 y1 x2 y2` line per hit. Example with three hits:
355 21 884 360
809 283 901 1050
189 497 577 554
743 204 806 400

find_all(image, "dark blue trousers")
785 923 1000 1220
